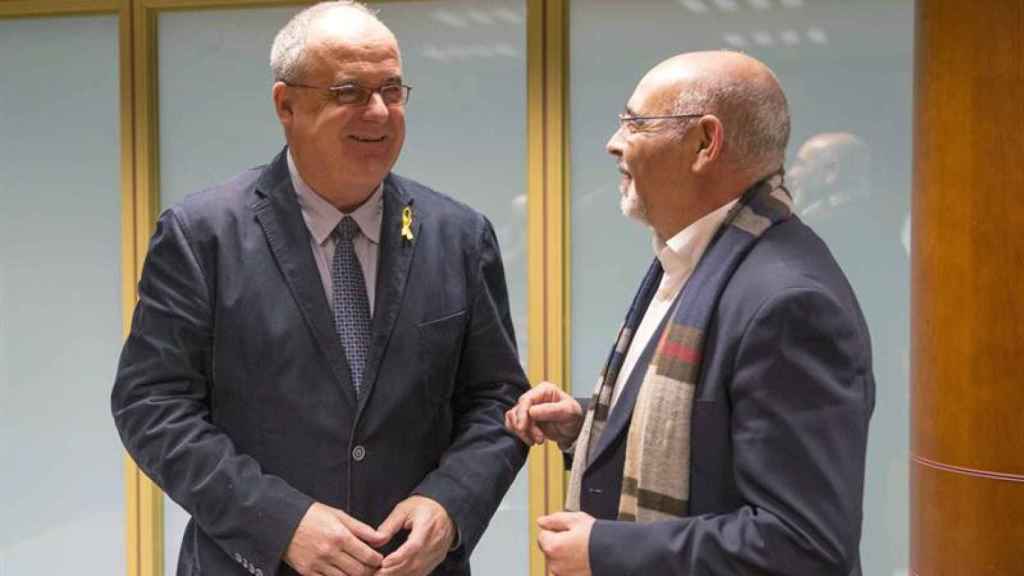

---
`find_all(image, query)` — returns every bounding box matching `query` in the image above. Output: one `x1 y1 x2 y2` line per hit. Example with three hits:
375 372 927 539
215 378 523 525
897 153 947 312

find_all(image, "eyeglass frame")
283 80 413 107
617 112 705 133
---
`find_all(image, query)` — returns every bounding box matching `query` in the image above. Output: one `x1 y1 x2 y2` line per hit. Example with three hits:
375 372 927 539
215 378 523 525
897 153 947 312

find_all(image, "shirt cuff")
449 526 462 551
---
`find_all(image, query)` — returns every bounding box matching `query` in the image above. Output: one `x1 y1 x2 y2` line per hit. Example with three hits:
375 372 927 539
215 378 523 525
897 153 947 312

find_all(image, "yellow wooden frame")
526 0 568 575
0 0 570 573
0 0 119 16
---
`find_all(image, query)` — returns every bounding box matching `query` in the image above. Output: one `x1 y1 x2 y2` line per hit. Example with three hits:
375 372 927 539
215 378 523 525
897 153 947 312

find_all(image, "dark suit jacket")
112 150 529 576
579 217 874 576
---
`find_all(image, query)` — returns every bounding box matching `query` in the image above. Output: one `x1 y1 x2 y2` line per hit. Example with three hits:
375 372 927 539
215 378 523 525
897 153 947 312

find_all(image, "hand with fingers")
504 381 584 449
284 502 389 576
376 495 456 576
537 511 595 576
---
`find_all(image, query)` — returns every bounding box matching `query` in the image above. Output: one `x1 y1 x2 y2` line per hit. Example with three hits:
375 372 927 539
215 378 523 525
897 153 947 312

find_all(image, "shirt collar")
653 198 739 281
288 150 383 246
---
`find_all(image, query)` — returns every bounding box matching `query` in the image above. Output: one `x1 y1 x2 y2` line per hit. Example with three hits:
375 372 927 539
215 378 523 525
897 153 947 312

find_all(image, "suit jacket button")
352 445 366 461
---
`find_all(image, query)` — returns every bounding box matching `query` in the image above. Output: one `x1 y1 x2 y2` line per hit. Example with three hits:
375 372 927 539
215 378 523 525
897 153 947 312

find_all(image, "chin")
345 166 389 186
620 190 649 224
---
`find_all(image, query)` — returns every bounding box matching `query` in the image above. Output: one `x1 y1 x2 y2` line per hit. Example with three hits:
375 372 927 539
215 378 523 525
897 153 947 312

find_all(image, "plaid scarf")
566 173 792 522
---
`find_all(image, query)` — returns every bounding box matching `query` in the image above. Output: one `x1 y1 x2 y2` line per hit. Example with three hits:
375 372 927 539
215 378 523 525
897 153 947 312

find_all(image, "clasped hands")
285 381 594 576
504 381 595 576
285 495 455 576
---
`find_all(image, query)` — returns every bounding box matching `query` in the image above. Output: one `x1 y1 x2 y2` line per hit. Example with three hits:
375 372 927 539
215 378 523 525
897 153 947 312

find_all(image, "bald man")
789 132 872 219
507 52 874 575
112 2 528 575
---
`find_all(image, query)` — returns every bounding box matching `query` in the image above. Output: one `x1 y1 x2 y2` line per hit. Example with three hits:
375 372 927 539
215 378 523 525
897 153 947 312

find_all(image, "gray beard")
620 189 649 225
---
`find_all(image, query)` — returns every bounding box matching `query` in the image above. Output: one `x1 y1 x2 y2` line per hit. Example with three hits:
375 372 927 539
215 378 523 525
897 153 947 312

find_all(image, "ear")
691 115 724 173
272 81 294 127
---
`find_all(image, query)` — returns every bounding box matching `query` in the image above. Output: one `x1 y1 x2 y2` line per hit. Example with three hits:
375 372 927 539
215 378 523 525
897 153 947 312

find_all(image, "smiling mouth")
351 135 387 143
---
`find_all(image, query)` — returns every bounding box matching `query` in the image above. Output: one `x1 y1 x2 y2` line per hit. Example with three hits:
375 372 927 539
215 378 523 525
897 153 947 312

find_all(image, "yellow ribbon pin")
401 206 414 241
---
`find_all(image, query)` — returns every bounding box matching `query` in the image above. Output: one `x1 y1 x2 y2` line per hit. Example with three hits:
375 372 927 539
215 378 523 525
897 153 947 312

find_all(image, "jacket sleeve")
589 286 872 575
112 208 313 576
412 216 530 555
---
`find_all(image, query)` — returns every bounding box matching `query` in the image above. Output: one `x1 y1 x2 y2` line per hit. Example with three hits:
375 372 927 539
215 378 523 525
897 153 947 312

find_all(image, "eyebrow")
624 105 637 116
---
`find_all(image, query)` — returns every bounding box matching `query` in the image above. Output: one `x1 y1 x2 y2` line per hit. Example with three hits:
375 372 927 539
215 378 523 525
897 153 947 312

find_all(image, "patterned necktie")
331 217 372 396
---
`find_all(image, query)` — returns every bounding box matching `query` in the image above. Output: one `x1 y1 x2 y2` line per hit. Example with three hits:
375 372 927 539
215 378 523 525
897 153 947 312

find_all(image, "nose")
606 126 624 158
361 92 390 123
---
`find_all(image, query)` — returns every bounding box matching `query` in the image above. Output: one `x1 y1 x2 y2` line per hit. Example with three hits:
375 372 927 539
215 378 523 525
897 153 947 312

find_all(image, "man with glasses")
507 51 873 575
112 3 527 575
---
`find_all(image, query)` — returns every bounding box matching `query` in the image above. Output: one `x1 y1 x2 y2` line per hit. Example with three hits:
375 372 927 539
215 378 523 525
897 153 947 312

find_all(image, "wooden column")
912 1 1024 574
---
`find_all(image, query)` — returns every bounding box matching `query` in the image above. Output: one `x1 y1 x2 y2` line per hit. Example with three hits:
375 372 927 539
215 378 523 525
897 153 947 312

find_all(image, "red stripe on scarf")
660 339 700 364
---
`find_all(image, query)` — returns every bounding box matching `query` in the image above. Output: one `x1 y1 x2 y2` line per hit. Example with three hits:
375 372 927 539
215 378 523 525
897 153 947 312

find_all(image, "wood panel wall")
912 1 1024 574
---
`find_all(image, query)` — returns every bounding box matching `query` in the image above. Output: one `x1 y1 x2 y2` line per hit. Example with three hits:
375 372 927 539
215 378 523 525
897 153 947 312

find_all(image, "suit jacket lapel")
252 149 357 408
586 310 671 469
358 174 419 411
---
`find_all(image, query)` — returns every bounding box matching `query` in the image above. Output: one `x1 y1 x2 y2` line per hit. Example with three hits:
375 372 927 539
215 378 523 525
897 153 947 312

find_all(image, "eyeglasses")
285 81 412 107
617 112 704 133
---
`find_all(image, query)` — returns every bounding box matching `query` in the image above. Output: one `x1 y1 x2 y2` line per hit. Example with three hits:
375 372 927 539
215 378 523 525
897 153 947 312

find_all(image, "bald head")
270 1 397 84
642 51 790 177
799 132 870 173
790 132 871 209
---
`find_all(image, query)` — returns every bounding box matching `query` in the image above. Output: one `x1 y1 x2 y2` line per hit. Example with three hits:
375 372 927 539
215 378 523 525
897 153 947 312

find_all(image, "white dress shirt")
287 151 383 315
610 199 739 409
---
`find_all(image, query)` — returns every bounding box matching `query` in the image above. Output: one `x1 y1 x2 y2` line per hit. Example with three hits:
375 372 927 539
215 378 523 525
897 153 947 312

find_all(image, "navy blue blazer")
579 217 874 576
112 150 529 576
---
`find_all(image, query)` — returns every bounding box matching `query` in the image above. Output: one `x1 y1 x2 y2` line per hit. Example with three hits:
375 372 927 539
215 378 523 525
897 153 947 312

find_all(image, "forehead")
626 72 683 115
305 17 402 81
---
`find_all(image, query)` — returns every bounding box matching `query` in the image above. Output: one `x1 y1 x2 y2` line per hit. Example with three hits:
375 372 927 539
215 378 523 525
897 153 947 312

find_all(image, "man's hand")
505 381 584 448
284 502 388 576
537 512 595 576
377 495 456 576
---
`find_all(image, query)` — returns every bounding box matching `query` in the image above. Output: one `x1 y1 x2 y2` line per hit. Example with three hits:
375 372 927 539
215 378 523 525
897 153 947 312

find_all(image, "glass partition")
0 14 124 574
156 2 528 573
569 2 912 575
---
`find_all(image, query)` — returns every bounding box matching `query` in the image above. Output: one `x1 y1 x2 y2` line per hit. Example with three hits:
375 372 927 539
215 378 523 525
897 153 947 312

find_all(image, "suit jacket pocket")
418 310 467 329
417 310 467 406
